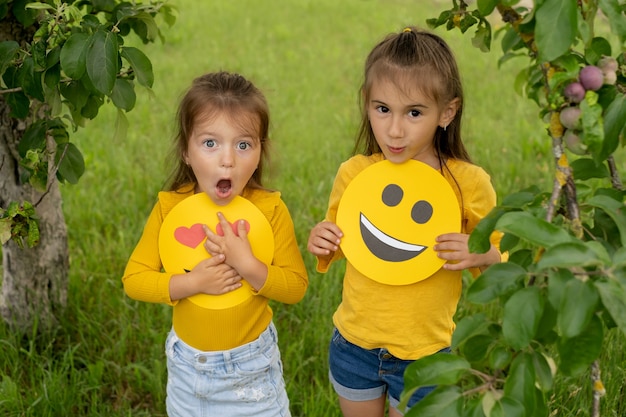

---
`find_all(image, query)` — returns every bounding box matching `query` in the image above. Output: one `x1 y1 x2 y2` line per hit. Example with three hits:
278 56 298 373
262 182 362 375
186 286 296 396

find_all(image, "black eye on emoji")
412 201 433 224
382 184 403 207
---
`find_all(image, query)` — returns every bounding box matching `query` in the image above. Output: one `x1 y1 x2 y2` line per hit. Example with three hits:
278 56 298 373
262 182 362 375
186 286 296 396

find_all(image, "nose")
388 115 403 138
220 148 234 168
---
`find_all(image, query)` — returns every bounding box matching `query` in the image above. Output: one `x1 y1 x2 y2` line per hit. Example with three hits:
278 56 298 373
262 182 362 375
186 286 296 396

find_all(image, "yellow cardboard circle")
159 193 274 309
336 160 461 285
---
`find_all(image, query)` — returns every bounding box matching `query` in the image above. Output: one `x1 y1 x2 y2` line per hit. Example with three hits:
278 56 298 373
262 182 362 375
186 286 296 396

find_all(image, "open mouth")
216 179 232 198
359 213 426 262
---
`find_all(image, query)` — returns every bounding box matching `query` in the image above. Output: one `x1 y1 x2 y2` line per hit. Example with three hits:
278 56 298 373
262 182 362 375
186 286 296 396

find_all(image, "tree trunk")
0 15 69 332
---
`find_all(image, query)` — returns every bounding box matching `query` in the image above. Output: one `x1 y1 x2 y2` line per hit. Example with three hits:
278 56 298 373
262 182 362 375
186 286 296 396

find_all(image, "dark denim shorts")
328 328 449 412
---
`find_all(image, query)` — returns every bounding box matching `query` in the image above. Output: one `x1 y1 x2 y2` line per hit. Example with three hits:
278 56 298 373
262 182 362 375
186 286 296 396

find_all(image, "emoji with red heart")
159 193 274 309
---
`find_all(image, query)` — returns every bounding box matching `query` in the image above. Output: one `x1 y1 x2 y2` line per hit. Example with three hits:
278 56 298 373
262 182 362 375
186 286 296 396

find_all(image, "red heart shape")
216 219 251 236
174 223 205 248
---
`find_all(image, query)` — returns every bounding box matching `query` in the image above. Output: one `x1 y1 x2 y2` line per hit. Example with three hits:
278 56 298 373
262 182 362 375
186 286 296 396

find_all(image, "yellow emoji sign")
159 193 274 309
336 160 460 285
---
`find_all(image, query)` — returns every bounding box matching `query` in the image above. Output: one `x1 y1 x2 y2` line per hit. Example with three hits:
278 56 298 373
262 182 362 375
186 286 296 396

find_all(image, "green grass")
1 0 625 415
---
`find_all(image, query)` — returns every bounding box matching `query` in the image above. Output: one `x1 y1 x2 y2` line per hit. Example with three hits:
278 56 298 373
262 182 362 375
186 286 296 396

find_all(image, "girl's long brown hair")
165 71 270 192
353 26 471 168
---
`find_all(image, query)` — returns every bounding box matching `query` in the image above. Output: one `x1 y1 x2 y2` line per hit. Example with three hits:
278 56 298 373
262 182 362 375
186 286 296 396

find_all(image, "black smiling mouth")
360 213 426 262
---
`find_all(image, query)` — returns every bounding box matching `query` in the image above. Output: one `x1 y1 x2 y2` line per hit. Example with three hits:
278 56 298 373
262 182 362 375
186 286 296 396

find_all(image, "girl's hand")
169 254 242 301
203 212 268 290
188 254 243 295
434 233 501 271
307 221 343 257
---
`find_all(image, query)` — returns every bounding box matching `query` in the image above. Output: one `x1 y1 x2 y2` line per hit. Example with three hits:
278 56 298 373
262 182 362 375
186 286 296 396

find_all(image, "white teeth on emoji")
360 213 426 262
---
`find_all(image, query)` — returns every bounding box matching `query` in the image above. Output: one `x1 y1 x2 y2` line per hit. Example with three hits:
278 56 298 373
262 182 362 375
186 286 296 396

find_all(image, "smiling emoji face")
336 160 460 285
159 193 274 309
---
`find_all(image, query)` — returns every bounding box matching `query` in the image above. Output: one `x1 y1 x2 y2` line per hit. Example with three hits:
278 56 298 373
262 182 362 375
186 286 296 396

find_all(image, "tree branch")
0 87 23 95
607 155 624 191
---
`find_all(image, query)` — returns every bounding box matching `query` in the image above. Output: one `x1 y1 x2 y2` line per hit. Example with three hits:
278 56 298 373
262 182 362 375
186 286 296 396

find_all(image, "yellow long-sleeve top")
318 153 504 360
123 185 308 351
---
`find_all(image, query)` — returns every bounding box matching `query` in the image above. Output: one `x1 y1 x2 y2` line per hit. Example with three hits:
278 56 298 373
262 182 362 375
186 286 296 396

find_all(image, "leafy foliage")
0 0 176 244
403 1 626 416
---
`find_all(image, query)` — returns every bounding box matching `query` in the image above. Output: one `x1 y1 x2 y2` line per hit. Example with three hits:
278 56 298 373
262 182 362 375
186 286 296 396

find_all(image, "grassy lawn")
1 0 624 416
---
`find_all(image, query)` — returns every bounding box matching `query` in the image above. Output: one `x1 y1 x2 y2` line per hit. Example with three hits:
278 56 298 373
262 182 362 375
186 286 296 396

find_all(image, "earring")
442 124 447 132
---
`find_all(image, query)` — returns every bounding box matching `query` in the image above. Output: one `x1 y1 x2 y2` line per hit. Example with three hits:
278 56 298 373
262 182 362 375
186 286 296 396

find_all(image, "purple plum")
559 106 582 130
563 82 585 103
579 65 604 91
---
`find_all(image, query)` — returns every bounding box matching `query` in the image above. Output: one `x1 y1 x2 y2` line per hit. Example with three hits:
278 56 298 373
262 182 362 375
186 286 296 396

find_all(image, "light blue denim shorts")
165 322 291 417
329 328 449 414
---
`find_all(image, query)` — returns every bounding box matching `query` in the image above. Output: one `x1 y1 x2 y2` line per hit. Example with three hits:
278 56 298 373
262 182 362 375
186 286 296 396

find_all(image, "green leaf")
496 211 572 248
535 0 577 62
0 217 12 245
531 352 555 392
17 120 47 156
466 262 526 304
451 313 489 349
503 353 536 411
110 78 136 111
585 37 612 65
403 353 470 391
600 94 626 160
471 23 491 54
580 93 605 159
589 195 626 248
44 63 61 89
12 0 38 27
59 80 89 112
25 2 54 10
477 0 498 16
612 246 626 269
558 278 599 338
460 334 493 362
404 386 462 417
489 345 512 370
121 46 154 88
0 1 8 20
132 12 160 42
490 396 526 417
469 207 508 254
537 241 604 269
159 3 178 27
557 315 603 376
17 56 44 101
55 142 85 184
571 158 609 180
595 279 626 337
599 0 626 44
503 287 544 349
60 32 89 80
501 190 537 208
26 217 40 247
86 30 119 95
7 91 30 118
114 107 129 141
81 94 103 119
0 40 20 76
547 268 574 310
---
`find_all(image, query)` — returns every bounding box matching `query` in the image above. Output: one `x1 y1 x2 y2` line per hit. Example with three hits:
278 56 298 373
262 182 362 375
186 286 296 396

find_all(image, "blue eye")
237 141 250 150
376 105 390 114
203 139 216 148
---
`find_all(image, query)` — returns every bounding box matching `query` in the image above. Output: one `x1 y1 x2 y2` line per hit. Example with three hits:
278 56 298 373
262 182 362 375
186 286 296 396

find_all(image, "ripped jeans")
165 322 291 417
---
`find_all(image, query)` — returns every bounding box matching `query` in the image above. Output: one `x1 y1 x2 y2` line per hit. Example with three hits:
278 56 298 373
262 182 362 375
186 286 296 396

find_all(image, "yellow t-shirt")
123 185 308 351
317 154 503 359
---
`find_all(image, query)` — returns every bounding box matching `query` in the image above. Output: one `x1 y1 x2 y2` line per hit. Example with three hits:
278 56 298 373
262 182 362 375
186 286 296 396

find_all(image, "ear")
439 98 460 129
